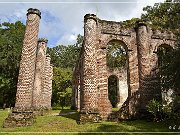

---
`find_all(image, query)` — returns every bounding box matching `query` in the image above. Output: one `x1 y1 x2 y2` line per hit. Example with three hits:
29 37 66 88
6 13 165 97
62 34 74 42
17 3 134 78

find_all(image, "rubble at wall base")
3 110 36 128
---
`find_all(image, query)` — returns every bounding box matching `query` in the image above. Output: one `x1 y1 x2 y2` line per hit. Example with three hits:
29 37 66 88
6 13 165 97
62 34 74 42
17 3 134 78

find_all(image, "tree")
47 35 83 69
142 0 180 32
107 40 127 69
0 21 25 108
142 0 180 124
58 87 72 109
52 67 72 108
48 35 84 108
142 0 180 94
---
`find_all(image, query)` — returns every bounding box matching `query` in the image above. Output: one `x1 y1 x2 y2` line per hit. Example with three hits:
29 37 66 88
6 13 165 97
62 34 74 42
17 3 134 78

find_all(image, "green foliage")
147 99 163 122
58 87 72 109
122 18 140 28
75 34 83 47
107 40 127 69
142 1 180 96
52 67 72 108
0 21 25 108
142 0 180 32
108 75 118 108
48 35 83 108
147 98 180 125
47 35 82 69
162 95 180 125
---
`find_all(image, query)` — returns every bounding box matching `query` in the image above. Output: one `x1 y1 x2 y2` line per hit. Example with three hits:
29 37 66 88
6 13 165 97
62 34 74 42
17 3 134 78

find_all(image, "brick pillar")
33 38 47 110
79 14 100 123
71 66 78 110
136 21 161 111
15 8 41 110
47 64 53 109
3 8 41 128
41 54 52 110
71 64 80 110
96 48 112 120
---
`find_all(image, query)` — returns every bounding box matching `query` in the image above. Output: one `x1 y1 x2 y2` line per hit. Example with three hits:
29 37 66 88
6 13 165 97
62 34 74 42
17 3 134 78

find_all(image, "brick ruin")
2 8 177 126
72 14 176 123
3 8 53 128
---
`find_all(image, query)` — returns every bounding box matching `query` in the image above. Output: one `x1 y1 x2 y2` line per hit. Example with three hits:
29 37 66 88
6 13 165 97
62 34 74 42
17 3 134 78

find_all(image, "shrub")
147 99 163 122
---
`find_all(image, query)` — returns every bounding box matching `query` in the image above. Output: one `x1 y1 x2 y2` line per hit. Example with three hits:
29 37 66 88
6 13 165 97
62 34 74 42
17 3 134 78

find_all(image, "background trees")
0 0 179 111
47 35 82 108
0 21 25 108
142 0 180 98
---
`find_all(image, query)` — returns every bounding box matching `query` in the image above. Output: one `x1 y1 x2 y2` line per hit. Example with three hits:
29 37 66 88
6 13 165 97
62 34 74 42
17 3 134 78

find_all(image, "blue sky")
0 0 164 47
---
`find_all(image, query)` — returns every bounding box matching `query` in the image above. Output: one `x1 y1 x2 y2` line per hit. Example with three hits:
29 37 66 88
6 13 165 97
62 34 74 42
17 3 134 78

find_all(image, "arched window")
107 40 127 69
108 75 119 108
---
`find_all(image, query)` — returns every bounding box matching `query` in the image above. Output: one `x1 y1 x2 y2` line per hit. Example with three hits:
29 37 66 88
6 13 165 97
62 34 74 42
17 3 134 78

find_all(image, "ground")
0 108 178 135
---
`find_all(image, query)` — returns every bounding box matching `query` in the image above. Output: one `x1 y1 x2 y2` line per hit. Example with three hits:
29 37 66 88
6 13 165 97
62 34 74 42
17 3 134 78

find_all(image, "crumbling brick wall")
73 14 176 122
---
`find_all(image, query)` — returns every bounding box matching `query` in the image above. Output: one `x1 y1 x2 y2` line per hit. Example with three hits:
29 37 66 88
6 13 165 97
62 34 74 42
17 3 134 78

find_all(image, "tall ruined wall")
77 14 176 123
136 21 175 112
97 19 139 119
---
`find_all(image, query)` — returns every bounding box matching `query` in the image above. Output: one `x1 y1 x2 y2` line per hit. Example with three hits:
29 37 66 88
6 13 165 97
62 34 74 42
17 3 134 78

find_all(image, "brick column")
136 21 161 111
79 14 100 123
3 8 41 128
47 64 53 109
33 38 47 110
71 64 80 110
41 54 52 110
96 48 112 120
15 8 41 110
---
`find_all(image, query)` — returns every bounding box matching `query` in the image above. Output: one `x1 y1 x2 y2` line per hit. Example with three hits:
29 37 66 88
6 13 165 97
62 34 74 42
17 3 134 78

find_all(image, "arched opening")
107 40 127 69
106 40 128 110
108 75 119 108
157 44 174 106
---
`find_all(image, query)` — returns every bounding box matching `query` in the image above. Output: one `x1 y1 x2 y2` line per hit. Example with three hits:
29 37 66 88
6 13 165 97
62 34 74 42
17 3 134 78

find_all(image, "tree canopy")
0 21 25 108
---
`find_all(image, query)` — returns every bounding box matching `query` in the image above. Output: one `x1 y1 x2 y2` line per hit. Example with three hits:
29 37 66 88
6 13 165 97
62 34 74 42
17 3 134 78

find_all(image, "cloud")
0 0 165 47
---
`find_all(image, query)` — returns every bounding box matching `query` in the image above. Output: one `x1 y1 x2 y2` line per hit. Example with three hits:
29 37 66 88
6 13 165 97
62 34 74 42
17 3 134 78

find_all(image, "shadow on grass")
58 109 79 121
78 120 174 135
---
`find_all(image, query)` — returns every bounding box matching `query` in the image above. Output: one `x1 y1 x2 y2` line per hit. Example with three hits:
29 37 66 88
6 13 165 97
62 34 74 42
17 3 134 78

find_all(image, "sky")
0 0 165 47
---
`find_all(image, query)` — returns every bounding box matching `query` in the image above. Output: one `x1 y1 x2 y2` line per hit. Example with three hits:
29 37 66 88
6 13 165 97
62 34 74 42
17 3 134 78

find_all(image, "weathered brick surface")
80 14 98 113
15 8 41 110
4 8 53 128
41 54 53 110
73 15 176 122
33 38 48 110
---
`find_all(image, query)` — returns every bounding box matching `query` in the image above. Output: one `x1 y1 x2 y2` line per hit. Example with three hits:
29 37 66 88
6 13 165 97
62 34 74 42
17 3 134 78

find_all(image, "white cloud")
0 0 165 47
57 33 77 45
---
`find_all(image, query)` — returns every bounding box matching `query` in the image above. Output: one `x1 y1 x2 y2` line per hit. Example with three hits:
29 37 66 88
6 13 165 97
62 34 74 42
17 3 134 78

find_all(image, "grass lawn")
0 109 178 135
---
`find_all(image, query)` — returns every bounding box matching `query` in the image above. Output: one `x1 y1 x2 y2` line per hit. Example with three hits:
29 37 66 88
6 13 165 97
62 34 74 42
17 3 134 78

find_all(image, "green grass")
0 109 178 135
112 108 119 111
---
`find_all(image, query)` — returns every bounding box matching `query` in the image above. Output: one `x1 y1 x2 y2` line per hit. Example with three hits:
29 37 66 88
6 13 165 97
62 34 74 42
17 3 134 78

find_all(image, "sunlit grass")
112 108 119 111
0 109 174 135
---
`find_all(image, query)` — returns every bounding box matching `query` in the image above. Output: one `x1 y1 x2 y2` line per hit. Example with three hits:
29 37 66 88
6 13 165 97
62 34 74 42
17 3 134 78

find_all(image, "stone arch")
102 36 133 52
78 14 177 123
106 39 129 108
154 41 175 53
156 44 174 106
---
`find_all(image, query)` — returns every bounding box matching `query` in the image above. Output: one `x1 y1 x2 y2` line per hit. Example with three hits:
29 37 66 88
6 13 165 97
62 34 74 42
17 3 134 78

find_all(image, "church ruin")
4 8 53 128
72 14 176 123
3 8 177 127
